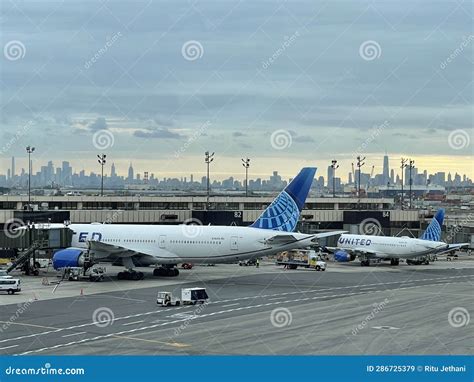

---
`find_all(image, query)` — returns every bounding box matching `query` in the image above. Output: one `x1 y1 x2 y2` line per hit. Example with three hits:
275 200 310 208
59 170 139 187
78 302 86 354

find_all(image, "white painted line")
61 332 87 338
122 320 144 326
222 303 239 307
0 344 18 351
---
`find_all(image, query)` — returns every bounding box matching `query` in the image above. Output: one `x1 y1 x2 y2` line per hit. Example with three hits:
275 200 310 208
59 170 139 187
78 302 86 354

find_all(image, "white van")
0 279 21 294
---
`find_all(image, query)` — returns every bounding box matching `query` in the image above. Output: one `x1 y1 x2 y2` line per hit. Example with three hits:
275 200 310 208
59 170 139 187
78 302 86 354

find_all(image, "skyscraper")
327 165 334 187
11 156 15 178
127 163 134 182
382 154 389 185
111 162 117 178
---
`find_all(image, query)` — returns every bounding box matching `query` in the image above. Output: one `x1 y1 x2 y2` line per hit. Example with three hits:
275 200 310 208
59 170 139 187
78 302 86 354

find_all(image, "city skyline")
0 154 471 190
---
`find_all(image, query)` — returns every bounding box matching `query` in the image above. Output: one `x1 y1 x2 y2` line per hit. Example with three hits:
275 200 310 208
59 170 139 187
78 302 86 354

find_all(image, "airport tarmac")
0 259 473 355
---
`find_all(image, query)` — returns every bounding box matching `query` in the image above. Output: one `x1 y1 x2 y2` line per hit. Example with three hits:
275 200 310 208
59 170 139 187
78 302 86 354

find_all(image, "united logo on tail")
250 167 316 232
420 209 444 242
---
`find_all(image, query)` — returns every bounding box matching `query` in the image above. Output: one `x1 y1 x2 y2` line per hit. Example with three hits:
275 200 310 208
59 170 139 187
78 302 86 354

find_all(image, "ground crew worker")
256 258 260 268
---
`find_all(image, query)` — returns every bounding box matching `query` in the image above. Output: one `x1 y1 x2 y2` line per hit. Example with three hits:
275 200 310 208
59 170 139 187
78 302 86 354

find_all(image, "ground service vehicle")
157 287 209 307
156 291 181 306
277 250 327 271
0 278 21 294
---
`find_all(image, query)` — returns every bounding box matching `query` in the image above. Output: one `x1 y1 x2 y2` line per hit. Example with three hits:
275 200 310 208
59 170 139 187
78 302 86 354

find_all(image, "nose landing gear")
153 265 179 277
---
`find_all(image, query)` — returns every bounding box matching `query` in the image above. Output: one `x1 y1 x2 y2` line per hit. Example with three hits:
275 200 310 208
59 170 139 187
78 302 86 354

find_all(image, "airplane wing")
313 231 346 239
87 240 153 258
434 243 470 256
264 235 299 245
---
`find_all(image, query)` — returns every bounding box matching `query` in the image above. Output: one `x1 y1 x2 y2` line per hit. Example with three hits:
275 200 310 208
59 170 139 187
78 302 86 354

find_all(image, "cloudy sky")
0 0 472 181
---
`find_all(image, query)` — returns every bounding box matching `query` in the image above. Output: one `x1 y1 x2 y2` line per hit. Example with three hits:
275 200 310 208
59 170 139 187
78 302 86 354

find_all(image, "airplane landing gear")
117 270 144 280
390 258 400 266
360 256 370 266
153 266 179 277
117 258 144 280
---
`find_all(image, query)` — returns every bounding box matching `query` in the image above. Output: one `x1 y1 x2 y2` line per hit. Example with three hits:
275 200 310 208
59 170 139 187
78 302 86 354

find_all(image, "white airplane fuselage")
69 223 317 265
337 234 448 259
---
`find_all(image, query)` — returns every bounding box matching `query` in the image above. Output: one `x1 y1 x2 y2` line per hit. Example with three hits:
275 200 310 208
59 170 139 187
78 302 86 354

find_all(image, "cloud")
87 117 108 131
293 135 315 143
133 127 182 139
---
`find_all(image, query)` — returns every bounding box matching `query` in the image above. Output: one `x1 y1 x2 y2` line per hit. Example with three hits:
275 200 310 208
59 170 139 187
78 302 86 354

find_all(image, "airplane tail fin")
420 209 444 241
250 167 316 232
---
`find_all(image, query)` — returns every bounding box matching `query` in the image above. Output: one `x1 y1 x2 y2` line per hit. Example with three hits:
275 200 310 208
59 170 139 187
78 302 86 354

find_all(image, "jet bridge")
0 225 73 274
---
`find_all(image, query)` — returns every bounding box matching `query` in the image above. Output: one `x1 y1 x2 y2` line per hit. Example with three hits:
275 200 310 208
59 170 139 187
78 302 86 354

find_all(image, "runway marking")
0 321 57 330
0 345 18 351
122 320 145 326
111 334 190 348
4 275 473 347
222 303 239 307
61 332 87 338
88 295 147 303
372 326 400 330
17 291 373 355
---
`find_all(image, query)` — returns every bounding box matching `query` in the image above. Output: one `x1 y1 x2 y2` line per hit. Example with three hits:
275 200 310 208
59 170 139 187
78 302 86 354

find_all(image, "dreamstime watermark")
352 120 390 158
0 120 35 156
181 40 204 61
448 307 470 328
270 129 292 150
270 307 292 328
4 40 26 61
4 218 26 239
103 210 123 224
359 218 382 236
359 40 381 61
174 121 211 158
92 129 115 150
173 302 208 337
0 299 34 334
92 307 115 328
5 363 85 376
84 32 123 70
448 129 470 150
261 30 300 69
440 35 474 70
446 213 473 242
181 218 204 238
352 298 389 335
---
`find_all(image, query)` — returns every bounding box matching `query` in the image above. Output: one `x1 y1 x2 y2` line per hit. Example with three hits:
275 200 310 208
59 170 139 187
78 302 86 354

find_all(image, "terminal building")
0 194 436 236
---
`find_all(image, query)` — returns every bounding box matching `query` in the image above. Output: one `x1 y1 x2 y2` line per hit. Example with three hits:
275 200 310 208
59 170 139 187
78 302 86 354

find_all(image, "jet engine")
334 250 356 262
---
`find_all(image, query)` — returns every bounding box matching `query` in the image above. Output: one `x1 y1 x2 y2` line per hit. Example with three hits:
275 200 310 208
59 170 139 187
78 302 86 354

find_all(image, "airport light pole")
331 159 339 198
26 146 35 209
97 154 106 196
408 159 415 209
241 157 250 197
400 158 408 210
205 151 214 209
356 156 365 209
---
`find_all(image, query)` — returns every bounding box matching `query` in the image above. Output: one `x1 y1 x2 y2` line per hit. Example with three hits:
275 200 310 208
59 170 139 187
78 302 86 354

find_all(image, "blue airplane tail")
250 167 316 232
420 209 444 241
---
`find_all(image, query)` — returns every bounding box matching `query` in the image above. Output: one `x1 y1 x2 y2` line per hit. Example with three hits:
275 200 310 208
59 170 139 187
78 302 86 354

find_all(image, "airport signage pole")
356 156 365 209
409 159 415 209
97 154 106 197
331 159 339 198
242 157 250 197
205 151 214 209
400 158 407 210
26 146 35 209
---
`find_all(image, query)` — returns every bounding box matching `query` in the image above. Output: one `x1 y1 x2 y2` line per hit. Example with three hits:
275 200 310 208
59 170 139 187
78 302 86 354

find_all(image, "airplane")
330 209 469 266
45 167 345 279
